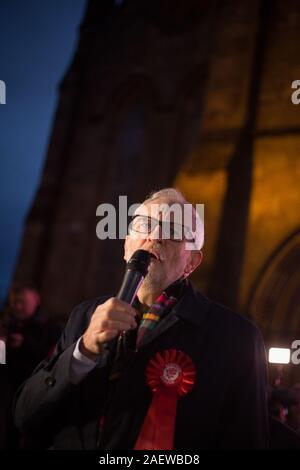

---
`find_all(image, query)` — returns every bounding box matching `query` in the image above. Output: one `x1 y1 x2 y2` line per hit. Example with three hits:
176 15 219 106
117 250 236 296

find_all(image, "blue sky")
0 0 87 304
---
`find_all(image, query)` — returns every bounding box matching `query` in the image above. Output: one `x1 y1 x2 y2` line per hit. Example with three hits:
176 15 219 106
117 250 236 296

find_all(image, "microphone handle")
116 269 144 305
115 269 144 359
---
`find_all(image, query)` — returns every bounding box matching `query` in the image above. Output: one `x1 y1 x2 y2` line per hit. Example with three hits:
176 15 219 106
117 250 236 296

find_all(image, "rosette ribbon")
134 349 196 450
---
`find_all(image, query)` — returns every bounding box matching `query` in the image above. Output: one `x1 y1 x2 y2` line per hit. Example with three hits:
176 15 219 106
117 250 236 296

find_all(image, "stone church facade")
13 0 300 381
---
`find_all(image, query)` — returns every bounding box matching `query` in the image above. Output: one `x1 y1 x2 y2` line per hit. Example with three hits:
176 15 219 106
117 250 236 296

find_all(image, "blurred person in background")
287 384 300 436
0 282 60 449
268 386 300 449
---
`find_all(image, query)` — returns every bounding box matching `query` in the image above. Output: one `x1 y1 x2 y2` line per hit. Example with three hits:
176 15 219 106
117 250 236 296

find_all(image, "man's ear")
184 250 203 277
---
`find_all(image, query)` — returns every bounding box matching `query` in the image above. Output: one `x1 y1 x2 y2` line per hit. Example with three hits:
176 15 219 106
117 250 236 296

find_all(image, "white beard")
141 261 166 292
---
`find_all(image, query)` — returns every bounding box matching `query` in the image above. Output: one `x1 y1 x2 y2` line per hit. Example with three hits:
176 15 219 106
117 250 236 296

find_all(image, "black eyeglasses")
129 215 195 243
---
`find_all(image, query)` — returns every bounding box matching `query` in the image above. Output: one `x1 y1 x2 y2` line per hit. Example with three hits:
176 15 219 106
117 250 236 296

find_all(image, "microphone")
117 249 151 305
111 250 151 368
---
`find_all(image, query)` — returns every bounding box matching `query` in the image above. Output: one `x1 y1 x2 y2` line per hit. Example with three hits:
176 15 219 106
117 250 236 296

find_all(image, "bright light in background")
268 347 290 364
0 340 6 364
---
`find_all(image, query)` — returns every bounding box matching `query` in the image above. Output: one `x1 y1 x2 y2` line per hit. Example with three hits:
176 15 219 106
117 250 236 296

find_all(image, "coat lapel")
136 283 211 350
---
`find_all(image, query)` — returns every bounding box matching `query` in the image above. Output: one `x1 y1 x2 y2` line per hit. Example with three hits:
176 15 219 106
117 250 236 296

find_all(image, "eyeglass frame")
128 214 196 243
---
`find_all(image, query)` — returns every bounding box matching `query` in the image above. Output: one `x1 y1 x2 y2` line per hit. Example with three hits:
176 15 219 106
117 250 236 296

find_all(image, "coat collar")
174 282 211 327
136 282 211 350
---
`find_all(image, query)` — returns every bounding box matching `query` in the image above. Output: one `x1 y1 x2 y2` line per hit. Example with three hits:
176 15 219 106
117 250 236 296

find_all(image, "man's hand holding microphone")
80 250 151 361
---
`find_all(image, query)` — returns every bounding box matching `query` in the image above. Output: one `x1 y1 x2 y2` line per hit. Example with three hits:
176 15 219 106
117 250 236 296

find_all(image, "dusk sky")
0 0 87 303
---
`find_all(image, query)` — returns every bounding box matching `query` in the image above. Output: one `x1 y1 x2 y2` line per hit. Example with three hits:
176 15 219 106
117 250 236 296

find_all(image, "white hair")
144 188 187 205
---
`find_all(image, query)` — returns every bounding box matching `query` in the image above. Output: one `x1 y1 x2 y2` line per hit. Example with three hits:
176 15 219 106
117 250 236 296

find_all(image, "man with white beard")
14 188 269 450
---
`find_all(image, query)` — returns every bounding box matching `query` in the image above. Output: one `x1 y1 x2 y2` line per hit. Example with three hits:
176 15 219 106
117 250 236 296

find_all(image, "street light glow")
268 347 290 364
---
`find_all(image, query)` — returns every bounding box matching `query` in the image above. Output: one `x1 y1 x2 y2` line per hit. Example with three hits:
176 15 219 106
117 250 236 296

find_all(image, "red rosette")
134 349 196 450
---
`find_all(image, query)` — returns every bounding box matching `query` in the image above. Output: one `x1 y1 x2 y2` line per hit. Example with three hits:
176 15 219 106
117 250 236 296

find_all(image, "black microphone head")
126 249 151 277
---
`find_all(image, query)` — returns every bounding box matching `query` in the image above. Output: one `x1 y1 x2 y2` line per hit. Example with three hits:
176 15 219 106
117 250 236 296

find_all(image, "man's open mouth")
149 251 159 261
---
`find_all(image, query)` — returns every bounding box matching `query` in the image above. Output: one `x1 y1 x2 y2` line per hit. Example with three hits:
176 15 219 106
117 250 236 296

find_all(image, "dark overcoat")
14 283 269 449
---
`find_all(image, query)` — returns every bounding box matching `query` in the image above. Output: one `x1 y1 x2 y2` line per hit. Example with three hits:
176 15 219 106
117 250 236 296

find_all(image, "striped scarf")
136 278 187 349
